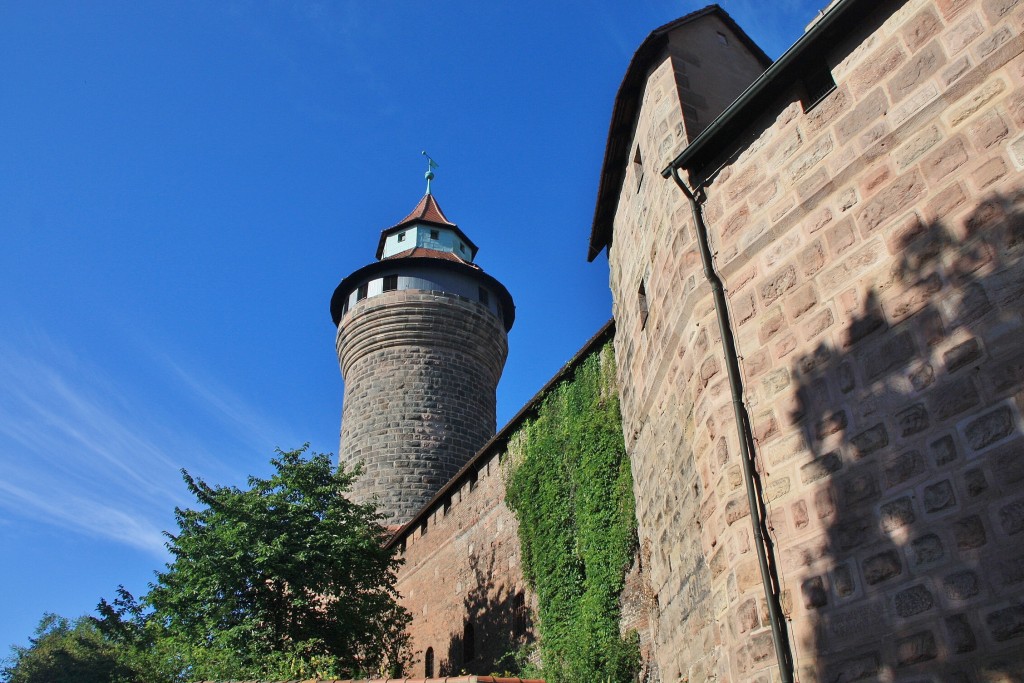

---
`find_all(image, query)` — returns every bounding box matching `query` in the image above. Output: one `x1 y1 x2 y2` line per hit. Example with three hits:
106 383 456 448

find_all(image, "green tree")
145 445 412 680
2 614 138 683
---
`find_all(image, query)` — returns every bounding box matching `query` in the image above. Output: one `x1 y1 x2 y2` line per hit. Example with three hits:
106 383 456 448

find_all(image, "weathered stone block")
758 265 797 305
863 549 902 584
851 424 890 458
884 450 925 488
924 479 957 513
921 136 969 184
863 331 916 381
912 533 945 565
888 40 946 103
844 473 881 506
946 614 978 653
944 570 981 600
953 515 987 549
896 404 929 438
1000 500 1024 536
929 377 981 422
964 405 1014 451
986 605 1024 642
929 434 958 466
964 467 988 496
832 563 856 598
895 630 937 666
801 451 843 484
895 584 934 617
881 497 917 531
903 7 943 52
856 172 926 234
802 575 828 608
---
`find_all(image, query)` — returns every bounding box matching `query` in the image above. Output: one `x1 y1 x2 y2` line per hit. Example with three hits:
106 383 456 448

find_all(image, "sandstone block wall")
608 0 1024 680
337 289 508 527
393 444 531 678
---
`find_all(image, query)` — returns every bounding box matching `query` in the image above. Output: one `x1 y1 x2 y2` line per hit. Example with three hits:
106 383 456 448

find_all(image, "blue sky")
1 0 823 653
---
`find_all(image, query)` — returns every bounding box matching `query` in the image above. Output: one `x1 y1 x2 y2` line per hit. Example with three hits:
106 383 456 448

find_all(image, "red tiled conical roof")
389 193 456 230
376 194 479 261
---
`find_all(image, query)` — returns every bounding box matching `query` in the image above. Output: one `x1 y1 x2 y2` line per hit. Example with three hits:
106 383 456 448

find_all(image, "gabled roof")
587 5 771 261
376 194 479 260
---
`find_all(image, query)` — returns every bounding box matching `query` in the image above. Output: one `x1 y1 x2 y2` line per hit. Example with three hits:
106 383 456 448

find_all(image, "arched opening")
424 647 434 678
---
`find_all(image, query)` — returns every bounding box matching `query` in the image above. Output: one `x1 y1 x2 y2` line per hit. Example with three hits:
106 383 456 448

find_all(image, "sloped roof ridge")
391 193 456 230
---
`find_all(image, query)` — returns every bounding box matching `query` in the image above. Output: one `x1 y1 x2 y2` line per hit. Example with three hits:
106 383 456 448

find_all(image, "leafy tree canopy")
4 446 412 683
146 445 412 680
1 614 136 683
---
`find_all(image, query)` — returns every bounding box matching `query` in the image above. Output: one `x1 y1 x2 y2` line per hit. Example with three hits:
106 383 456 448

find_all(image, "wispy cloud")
0 329 294 556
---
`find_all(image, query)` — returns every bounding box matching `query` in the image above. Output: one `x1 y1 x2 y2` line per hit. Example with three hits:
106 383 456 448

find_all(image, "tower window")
513 591 527 637
468 469 478 492
478 287 489 305
430 229 439 240
357 283 368 301
638 279 649 330
443 496 452 516
425 648 434 678
459 242 466 253
383 274 398 292
717 31 729 46
420 518 428 536
397 231 406 242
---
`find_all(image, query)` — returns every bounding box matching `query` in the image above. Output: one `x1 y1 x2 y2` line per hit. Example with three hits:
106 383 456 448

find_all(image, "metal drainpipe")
668 165 795 683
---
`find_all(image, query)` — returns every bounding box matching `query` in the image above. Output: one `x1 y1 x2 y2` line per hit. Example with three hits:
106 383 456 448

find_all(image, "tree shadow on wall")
441 549 534 676
785 191 1024 681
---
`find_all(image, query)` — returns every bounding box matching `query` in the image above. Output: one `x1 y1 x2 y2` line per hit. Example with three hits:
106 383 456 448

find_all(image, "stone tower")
330 192 515 527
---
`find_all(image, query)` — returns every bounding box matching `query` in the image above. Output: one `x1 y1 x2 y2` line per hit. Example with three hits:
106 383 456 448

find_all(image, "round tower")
330 192 515 527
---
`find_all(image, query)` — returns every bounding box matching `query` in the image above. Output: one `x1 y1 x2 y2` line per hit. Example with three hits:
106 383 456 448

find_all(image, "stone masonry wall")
394 444 531 678
337 289 508 527
608 0 1024 680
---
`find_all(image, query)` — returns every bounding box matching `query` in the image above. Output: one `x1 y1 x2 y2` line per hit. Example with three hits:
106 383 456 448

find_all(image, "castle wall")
337 289 507 527
608 0 1024 680
394 444 530 677
389 327 654 680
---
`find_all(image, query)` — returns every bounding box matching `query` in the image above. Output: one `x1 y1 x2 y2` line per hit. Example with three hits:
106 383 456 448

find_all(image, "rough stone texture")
601 0 1024 679
336 289 508 527
389 446 531 676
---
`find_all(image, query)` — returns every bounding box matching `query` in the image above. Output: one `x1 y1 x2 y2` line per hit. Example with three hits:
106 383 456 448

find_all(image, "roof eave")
587 4 772 262
660 0 870 179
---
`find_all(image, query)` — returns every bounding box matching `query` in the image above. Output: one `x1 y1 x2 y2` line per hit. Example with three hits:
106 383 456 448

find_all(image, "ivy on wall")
505 341 639 683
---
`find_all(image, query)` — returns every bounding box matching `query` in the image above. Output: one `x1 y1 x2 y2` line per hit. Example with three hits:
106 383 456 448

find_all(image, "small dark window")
468 469 478 492
341 299 349 315
478 287 489 305
638 279 649 330
430 229 439 240
803 63 837 111
459 242 466 253
357 283 368 301
716 31 729 46
462 622 475 664
425 648 434 678
383 275 398 292
398 538 406 553
443 496 451 516
513 592 527 637
633 146 644 192
420 518 428 536
397 231 406 242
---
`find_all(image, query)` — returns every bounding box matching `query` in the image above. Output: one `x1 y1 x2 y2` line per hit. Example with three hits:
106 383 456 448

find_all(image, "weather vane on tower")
422 151 439 195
